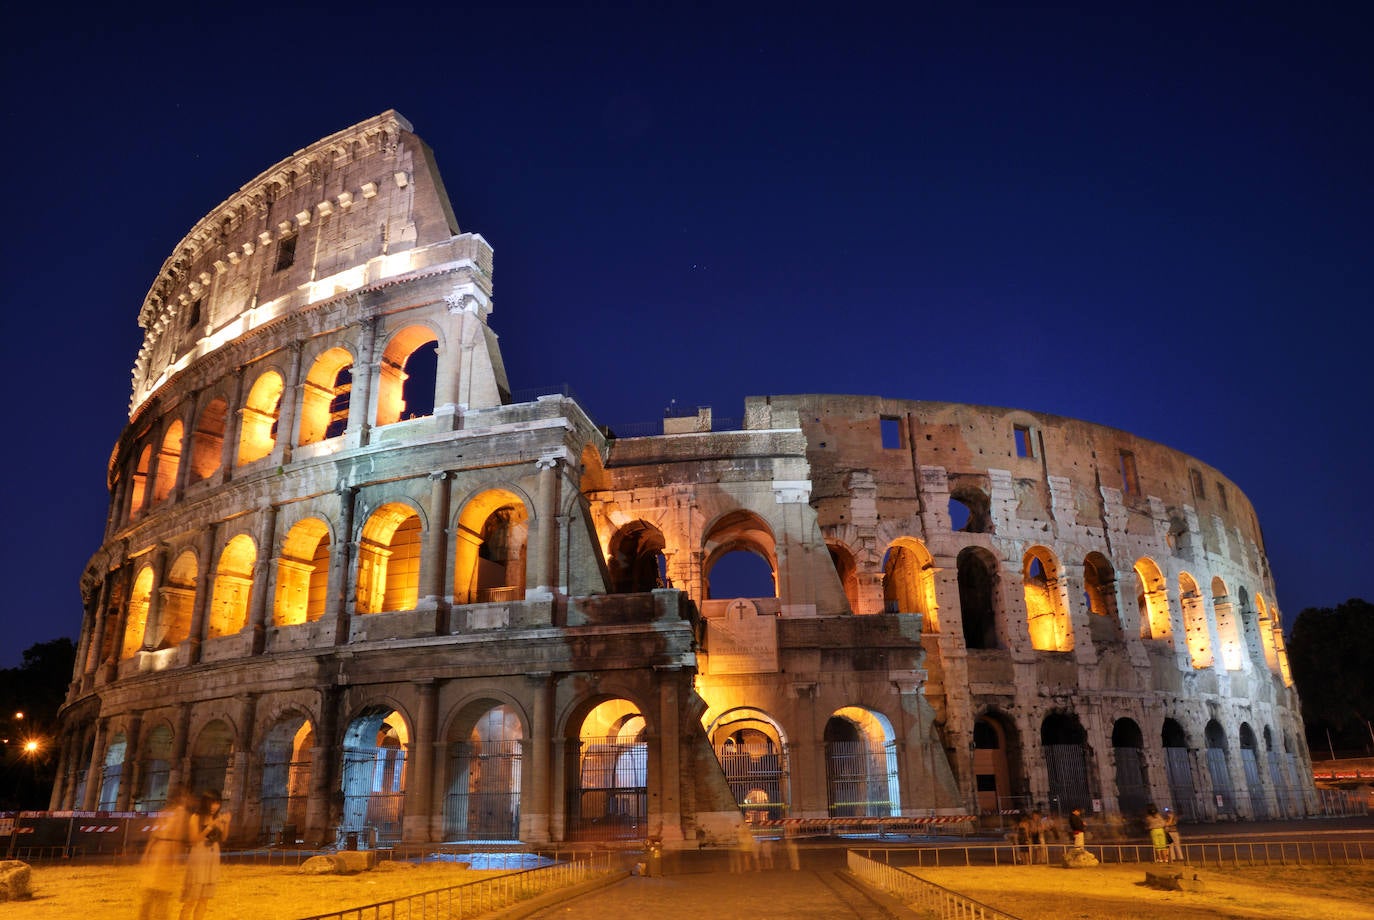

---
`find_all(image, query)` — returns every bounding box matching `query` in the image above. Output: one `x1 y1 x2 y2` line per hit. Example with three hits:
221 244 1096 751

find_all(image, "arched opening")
152 421 183 505
274 518 332 627
1134 558 1172 643
129 444 152 520
188 719 234 798
189 398 227 482
882 538 939 629
135 724 173 813
957 547 1000 649
376 326 440 426
1023 547 1072 651
356 503 422 614
1255 594 1280 672
1205 719 1236 818
159 551 198 648
260 716 313 844
973 712 1024 814
122 566 155 658
707 708 790 823
608 521 666 593
208 535 255 637
444 703 524 841
453 490 529 604
703 511 777 600
1111 718 1149 816
828 543 860 613
1041 711 1092 814
98 732 127 811
237 370 284 464
1162 718 1199 820
342 707 408 846
948 486 992 533
823 706 899 817
297 347 354 444
1212 577 1243 670
1238 722 1267 819
1179 572 1213 668
1082 552 1118 620
568 698 647 840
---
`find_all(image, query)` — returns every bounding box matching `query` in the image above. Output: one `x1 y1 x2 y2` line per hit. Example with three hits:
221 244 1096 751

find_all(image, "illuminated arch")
341 706 410 844
152 420 183 505
703 510 777 600
135 723 174 812
828 542 860 614
1083 552 1119 620
376 325 440 426
1133 557 1172 643
608 520 666 593
823 705 899 817
208 534 256 637
237 370 284 464
259 715 314 842
1212 576 1243 670
159 551 198 647
705 708 792 821
129 444 152 520
356 503 423 614
188 719 234 796
297 346 354 444
443 700 526 840
122 565 155 658
274 518 332 627
1179 572 1212 668
453 488 530 604
567 697 648 840
1254 593 1280 672
189 397 227 482
1023 546 1072 651
882 537 939 629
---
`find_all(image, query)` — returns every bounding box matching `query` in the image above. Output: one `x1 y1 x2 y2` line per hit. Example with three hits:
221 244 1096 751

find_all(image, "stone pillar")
306 684 342 847
116 715 143 812
420 472 451 622
528 452 565 598
521 672 554 843
249 505 279 655
404 680 438 842
173 402 198 501
169 703 193 797
332 487 358 646
346 316 378 450
82 718 109 812
142 548 168 652
187 525 217 665
228 694 257 840
219 367 246 485
273 342 305 465
654 670 685 844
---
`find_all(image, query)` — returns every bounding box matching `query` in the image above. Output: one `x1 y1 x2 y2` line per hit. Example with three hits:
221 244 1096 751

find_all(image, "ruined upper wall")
130 111 481 416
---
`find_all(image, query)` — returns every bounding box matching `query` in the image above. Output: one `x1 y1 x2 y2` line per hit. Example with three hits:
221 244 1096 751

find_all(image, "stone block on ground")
0 861 33 901
300 855 344 875
1144 867 1205 891
1061 848 1099 868
335 850 376 873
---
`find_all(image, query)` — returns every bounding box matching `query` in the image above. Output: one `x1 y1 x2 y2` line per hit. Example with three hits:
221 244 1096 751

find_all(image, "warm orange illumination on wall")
1134 557 1172 644
237 371 284 464
357 503 422 613
1024 548 1072 651
122 566 155 658
209 534 256 637
453 489 529 604
375 325 439 427
275 518 331 626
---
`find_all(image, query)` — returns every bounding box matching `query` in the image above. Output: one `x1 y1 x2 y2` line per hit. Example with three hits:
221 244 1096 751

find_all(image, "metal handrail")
848 850 1022 920
851 838 1372 869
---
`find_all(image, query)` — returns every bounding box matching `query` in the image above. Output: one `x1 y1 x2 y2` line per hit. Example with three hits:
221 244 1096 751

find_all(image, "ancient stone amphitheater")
52 112 1315 847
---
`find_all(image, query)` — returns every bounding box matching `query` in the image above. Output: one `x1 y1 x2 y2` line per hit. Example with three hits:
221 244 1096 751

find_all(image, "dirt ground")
916 863 1374 920
9 861 502 919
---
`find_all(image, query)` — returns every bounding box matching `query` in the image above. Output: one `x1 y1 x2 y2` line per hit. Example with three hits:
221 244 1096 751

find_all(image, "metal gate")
444 740 522 840
1164 747 1200 820
1267 751 1292 817
568 737 646 840
1241 748 1268 819
1113 746 1149 816
188 755 229 797
716 741 790 822
1043 743 1092 814
260 757 311 841
341 747 406 844
1206 748 1236 817
824 740 896 817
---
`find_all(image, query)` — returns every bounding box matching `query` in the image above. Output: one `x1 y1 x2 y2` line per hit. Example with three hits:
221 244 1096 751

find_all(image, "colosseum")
52 111 1317 848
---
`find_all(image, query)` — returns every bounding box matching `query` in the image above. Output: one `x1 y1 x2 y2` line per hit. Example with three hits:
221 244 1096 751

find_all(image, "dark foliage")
0 638 76 809
1287 598 1374 757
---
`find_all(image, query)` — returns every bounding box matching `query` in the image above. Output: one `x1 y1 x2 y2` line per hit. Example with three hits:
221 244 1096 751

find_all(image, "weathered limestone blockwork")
55 114 1315 852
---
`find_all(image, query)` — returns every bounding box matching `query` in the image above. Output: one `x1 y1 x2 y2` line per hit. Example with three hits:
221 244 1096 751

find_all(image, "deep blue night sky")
2 3 1370 666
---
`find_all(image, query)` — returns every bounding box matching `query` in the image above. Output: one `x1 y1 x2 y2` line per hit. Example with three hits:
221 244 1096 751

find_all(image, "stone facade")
53 112 1315 848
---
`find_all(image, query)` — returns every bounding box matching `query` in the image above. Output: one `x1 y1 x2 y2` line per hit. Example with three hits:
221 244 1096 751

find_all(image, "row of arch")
117 324 440 528
973 709 1309 821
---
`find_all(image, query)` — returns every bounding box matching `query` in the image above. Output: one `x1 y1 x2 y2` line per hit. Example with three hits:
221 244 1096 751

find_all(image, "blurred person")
178 791 229 920
1068 807 1087 849
1164 807 1184 862
1144 804 1169 863
135 786 191 920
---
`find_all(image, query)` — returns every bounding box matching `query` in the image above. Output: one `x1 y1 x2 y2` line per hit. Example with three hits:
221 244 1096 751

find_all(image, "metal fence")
847 850 1022 920
852 838 1373 870
295 850 619 920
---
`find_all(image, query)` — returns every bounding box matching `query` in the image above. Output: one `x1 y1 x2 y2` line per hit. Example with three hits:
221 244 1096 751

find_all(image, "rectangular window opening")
1189 469 1205 500
1216 482 1229 511
275 235 298 272
1014 424 1034 458
1119 449 1139 497
880 416 901 450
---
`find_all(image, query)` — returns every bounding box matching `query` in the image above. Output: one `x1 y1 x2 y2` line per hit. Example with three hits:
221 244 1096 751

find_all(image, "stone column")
420 472 451 624
228 693 257 840
143 548 168 652
187 525 217 665
116 715 143 812
82 718 109 812
249 505 279 655
273 341 305 465
346 316 378 450
169 703 193 797
404 680 438 842
528 452 565 599
306 684 342 847
173 401 198 500
332 487 358 646
654 670 685 844
219 367 246 485
521 672 554 843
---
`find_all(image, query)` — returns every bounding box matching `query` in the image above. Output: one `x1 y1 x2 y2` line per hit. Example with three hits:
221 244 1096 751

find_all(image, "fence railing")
847 850 1022 920
295 850 618 920
852 838 1373 870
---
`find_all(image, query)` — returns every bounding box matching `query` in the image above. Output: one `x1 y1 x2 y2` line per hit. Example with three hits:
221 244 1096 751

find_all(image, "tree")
0 637 76 809
1286 598 1374 757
